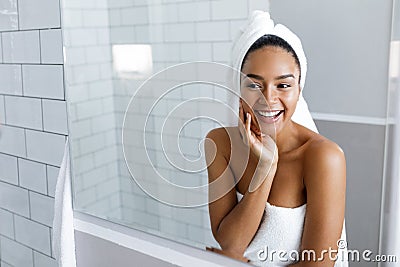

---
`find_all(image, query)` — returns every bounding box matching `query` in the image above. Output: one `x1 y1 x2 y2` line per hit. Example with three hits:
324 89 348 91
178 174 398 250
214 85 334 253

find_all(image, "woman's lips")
254 109 284 124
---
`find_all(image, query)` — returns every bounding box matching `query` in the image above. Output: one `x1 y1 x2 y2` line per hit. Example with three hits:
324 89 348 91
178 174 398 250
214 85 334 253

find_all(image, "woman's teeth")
257 110 282 118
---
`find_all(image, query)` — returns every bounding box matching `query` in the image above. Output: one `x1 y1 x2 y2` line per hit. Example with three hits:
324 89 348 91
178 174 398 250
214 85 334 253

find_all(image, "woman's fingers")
246 112 251 134
238 100 246 143
238 100 244 123
245 113 262 149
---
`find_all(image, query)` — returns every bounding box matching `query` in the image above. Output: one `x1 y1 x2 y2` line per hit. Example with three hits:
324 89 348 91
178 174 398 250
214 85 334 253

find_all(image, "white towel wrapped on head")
230 10 317 133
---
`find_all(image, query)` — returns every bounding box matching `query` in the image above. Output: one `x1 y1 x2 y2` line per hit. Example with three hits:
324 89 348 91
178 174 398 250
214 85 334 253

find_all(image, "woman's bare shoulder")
293 123 344 159
304 133 344 161
301 129 346 183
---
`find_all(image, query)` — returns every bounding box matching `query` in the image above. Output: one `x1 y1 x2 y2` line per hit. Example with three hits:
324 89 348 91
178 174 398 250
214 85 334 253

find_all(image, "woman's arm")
205 128 276 258
291 140 346 267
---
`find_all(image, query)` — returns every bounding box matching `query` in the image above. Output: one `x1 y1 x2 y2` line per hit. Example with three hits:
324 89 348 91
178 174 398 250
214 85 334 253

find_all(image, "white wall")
0 0 64 266
270 0 392 118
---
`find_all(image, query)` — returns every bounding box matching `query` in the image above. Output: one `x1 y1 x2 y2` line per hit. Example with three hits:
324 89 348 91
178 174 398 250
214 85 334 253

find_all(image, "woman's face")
240 46 301 136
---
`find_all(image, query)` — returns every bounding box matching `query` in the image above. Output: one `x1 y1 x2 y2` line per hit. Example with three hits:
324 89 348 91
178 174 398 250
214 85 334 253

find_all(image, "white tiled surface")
33 251 57 267
121 6 148 25
0 208 14 238
42 99 68 134
178 1 210 22
0 125 26 157
164 23 195 42
0 95 5 123
22 65 65 100
4 95 43 130
211 0 248 20
196 21 231 41
0 153 18 185
46 165 59 198
0 64 23 95
212 42 232 62
2 31 40 63
18 158 47 195
0 0 65 265
0 0 18 31
0 236 34 267
25 130 65 166
82 10 109 27
14 214 51 255
29 191 55 227
0 34 3 62
0 181 29 217
40 29 64 64
18 0 61 30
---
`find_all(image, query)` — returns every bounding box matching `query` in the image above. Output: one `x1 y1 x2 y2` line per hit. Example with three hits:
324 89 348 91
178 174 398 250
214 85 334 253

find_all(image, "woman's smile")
254 109 284 124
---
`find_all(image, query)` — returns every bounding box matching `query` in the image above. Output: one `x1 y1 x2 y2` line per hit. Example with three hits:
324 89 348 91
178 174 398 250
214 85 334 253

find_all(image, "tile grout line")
0 151 62 169
38 30 42 64
0 204 52 231
0 33 3 63
40 99 45 131
45 164 49 197
16 0 20 31
3 93 7 125
0 233 53 260
0 92 66 101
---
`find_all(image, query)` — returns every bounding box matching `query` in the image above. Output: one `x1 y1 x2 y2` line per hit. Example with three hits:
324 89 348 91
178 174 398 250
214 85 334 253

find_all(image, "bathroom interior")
0 0 399 266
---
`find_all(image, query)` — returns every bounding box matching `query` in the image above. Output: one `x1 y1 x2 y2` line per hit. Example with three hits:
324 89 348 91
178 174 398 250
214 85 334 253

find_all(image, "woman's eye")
278 83 291 89
247 83 262 90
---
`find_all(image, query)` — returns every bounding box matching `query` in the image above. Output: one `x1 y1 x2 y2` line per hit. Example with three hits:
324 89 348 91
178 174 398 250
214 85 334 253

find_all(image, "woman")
205 11 347 266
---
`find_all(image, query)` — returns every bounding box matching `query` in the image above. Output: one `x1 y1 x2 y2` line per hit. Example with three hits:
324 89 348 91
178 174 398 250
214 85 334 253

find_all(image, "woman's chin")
255 111 284 137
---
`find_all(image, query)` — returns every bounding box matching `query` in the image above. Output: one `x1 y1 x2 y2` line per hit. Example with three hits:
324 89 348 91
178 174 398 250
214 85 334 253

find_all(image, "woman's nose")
258 87 277 105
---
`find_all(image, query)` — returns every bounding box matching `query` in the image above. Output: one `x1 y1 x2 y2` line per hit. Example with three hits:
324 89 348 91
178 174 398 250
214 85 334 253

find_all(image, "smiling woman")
205 11 348 266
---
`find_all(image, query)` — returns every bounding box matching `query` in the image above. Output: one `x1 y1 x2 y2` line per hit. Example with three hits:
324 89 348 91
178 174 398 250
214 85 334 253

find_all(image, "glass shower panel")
62 0 269 251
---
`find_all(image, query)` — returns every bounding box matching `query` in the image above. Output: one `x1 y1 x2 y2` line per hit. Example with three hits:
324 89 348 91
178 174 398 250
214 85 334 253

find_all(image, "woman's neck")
275 120 301 155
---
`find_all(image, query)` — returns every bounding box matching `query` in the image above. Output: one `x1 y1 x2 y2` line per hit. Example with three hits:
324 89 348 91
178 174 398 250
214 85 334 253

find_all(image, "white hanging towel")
52 138 77 267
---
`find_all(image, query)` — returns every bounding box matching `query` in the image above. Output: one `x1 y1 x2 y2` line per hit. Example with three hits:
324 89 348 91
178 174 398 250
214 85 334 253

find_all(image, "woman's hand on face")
238 100 279 191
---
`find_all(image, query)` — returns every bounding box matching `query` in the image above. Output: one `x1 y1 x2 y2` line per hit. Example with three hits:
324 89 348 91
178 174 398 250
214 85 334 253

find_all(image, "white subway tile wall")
0 236 34 267
63 0 122 225
0 65 23 95
0 34 3 62
18 0 61 30
0 208 15 238
4 96 43 130
2 31 41 64
22 65 65 99
100 0 269 251
0 125 26 157
0 0 65 265
0 153 18 185
42 99 68 134
40 29 64 64
0 0 18 31
0 0 270 265
18 159 48 195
